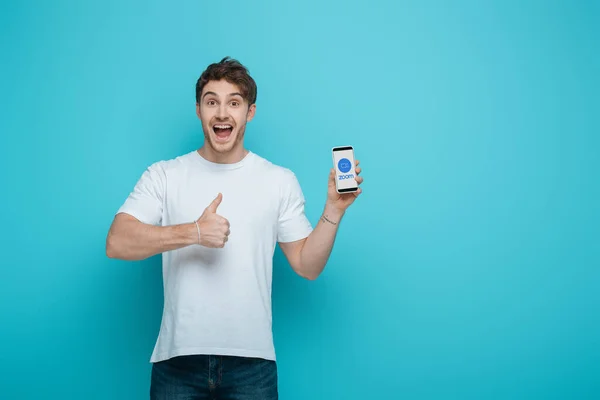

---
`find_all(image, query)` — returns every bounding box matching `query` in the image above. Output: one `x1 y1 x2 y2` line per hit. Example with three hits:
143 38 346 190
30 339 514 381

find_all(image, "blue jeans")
150 354 278 400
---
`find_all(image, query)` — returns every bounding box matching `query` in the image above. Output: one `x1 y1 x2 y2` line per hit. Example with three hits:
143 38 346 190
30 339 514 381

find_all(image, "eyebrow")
202 91 243 99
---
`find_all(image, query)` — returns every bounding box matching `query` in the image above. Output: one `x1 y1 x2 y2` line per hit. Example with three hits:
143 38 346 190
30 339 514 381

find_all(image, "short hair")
195 57 257 106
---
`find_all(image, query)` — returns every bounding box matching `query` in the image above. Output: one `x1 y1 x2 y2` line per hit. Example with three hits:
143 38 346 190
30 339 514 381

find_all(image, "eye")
230 101 239 107
207 100 217 106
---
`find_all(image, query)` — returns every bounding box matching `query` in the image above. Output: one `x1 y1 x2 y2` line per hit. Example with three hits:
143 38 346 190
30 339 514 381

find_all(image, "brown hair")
195 57 257 106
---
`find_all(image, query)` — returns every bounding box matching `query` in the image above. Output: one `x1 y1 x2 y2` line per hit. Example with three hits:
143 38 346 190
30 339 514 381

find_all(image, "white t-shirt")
116 150 313 363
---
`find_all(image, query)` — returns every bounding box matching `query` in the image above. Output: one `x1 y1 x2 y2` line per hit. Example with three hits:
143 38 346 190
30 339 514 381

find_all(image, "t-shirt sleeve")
116 162 166 226
277 170 313 243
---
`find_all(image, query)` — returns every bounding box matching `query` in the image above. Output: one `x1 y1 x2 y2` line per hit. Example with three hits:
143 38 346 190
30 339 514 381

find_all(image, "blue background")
1 0 598 399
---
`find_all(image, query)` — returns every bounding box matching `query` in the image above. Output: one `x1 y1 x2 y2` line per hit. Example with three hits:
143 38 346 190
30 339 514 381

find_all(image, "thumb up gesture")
196 193 230 248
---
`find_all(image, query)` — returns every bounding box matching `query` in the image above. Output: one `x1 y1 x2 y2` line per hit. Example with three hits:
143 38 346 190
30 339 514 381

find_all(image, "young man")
106 57 363 399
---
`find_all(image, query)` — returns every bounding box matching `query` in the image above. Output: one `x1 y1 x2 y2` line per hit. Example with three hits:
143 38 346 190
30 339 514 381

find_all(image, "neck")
197 145 248 164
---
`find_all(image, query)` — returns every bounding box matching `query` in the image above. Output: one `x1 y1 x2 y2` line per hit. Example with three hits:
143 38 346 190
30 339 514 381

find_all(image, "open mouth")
213 124 233 142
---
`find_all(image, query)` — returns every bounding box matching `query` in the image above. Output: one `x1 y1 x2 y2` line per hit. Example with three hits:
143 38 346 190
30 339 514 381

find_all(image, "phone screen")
332 146 357 192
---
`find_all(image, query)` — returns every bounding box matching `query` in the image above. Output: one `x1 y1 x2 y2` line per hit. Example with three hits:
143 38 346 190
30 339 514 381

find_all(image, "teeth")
214 125 232 129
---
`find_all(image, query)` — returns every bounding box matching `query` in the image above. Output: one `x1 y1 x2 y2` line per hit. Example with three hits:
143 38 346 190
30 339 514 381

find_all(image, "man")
106 57 363 399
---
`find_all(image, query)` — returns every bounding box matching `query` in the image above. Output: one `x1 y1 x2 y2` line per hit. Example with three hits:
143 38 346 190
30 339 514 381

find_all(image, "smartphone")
332 145 358 193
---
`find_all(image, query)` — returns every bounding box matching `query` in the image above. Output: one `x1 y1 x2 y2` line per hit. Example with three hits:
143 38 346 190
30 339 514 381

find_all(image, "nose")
216 103 228 119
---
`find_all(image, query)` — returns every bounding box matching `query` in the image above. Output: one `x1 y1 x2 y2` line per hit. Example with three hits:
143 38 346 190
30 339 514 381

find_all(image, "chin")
210 142 235 153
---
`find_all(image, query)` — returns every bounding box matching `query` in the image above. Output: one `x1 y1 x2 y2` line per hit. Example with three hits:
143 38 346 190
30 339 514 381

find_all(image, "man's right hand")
196 193 230 248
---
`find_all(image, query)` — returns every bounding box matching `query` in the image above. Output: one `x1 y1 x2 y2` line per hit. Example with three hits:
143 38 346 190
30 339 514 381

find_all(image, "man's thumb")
206 193 222 213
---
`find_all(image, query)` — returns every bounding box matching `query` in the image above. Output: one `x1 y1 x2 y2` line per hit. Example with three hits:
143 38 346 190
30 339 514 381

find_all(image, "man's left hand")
325 159 363 214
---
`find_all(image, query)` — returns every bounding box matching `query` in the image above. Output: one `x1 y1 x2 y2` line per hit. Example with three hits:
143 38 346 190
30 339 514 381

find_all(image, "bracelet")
321 214 338 225
194 220 201 244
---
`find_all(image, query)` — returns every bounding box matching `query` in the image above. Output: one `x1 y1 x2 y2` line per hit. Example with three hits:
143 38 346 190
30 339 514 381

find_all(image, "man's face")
196 79 256 155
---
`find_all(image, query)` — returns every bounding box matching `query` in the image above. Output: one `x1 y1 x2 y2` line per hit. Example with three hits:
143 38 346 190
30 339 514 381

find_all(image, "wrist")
323 203 345 221
169 222 199 247
183 221 200 246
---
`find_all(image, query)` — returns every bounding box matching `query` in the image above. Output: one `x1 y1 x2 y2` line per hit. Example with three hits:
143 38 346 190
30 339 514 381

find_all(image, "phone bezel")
332 145 358 193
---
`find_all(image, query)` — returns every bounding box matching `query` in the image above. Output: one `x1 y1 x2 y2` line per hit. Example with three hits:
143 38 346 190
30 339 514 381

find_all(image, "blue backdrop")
1 0 598 399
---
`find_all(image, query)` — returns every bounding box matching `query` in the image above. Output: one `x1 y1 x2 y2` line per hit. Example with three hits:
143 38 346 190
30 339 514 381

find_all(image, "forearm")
106 214 198 261
298 204 345 279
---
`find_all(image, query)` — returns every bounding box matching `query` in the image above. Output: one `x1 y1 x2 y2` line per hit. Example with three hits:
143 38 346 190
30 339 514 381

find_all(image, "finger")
355 159 360 167
356 166 361 175
353 187 362 197
206 193 223 213
225 229 231 237
356 176 364 185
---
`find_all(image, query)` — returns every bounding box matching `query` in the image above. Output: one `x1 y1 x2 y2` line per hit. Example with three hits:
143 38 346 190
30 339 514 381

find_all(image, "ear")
195 102 202 120
246 103 256 123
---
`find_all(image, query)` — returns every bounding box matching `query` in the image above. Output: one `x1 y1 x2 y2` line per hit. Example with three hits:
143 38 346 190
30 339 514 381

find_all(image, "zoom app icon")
338 158 352 173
